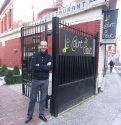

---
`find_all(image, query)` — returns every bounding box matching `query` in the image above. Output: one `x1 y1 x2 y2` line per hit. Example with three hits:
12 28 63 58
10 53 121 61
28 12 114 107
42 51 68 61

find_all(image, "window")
9 9 12 28
5 14 7 31
108 46 112 51
1 20 3 33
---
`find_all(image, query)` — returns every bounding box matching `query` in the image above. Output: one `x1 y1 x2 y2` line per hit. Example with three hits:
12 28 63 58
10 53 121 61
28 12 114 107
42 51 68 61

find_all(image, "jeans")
110 66 113 72
27 79 49 117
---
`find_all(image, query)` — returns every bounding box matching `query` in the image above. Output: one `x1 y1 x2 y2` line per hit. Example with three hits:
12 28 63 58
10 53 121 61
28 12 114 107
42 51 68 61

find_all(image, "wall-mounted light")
13 48 17 52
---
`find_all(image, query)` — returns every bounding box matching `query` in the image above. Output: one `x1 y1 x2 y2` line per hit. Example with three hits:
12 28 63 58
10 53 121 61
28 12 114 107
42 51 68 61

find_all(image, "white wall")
0 27 21 44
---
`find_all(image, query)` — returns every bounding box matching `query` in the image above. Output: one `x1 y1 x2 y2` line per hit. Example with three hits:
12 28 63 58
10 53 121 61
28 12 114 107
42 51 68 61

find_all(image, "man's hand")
47 62 51 66
36 64 39 66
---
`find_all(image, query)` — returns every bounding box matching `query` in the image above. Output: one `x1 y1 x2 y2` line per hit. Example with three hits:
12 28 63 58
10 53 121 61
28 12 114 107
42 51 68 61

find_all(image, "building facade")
0 0 34 69
0 0 118 93
36 0 117 93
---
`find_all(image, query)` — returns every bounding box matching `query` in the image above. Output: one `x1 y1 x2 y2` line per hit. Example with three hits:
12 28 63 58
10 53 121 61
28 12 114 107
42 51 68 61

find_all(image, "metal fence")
21 17 99 117
51 17 99 116
21 20 48 102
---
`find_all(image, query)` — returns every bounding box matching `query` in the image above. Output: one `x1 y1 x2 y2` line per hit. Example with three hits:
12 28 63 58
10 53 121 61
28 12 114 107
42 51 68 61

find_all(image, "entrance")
21 17 99 117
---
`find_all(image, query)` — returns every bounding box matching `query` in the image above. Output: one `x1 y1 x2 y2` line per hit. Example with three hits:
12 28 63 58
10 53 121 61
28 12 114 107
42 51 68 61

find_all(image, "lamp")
13 48 17 52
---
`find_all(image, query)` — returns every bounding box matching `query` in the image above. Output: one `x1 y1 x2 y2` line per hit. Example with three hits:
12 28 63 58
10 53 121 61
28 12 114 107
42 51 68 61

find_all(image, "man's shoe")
25 116 32 123
39 115 48 122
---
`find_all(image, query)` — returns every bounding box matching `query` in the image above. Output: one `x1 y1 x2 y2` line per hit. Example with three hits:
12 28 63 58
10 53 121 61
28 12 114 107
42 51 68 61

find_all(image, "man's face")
39 41 48 53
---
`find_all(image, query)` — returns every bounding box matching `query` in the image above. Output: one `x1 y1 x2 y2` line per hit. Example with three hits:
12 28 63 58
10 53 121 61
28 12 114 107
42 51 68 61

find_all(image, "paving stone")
0 85 51 125
118 114 121 119
1 66 121 125
38 67 121 125
112 118 121 125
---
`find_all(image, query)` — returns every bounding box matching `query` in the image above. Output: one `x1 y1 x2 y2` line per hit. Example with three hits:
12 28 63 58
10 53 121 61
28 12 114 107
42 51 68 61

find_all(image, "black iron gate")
21 17 99 118
51 17 99 117
21 20 49 102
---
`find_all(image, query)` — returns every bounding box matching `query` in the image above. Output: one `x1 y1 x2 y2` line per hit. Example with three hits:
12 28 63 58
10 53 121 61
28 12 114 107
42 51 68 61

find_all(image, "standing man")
109 60 114 73
25 41 53 123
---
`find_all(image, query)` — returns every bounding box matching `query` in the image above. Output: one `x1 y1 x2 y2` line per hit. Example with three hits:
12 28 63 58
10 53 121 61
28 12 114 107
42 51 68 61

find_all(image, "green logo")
71 36 77 52
61 31 93 56
105 14 110 22
82 38 88 54
62 34 70 53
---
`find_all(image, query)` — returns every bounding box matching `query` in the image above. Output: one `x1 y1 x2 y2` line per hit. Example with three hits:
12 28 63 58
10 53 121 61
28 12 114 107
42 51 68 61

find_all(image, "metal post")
103 44 106 76
93 32 99 94
45 22 48 43
51 17 59 117
21 27 25 95
45 22 49 108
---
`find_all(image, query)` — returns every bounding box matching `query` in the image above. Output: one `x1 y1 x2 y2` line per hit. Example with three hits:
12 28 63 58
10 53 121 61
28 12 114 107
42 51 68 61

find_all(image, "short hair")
40 40 48 46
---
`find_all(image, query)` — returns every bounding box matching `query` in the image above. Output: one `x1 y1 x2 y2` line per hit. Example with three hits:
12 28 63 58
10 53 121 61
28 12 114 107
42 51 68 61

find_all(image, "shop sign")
61 30 95 57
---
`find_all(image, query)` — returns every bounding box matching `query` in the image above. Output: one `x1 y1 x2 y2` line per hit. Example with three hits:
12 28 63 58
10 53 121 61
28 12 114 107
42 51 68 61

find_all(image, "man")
25 41 53 123
109 60 114 73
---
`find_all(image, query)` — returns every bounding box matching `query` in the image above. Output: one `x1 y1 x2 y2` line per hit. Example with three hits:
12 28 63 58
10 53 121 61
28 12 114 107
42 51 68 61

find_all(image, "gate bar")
93 32 99 94
51 17 59 117
21 27 25 95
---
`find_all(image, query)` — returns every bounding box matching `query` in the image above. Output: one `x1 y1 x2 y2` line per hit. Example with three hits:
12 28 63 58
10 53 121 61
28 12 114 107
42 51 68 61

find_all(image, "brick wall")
76 20 100 35
0 38 21 69
48 35 52 54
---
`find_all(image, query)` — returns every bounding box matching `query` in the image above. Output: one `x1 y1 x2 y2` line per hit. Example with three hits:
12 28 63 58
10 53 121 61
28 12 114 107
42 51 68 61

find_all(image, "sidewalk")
1 67 121 125
0 85 51 125
38 66 121 125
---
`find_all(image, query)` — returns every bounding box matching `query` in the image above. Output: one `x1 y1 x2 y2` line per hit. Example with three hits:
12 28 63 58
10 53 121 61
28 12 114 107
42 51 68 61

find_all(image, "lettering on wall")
42 0 109 22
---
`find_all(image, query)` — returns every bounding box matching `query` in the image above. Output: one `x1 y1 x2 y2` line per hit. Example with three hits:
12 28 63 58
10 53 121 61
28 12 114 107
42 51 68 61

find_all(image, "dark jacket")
31 52 53 80
109 60 114 67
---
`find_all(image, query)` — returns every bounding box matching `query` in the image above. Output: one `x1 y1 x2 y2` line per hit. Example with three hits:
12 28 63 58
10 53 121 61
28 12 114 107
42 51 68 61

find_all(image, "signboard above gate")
42 0 109 22
61 30 95 57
